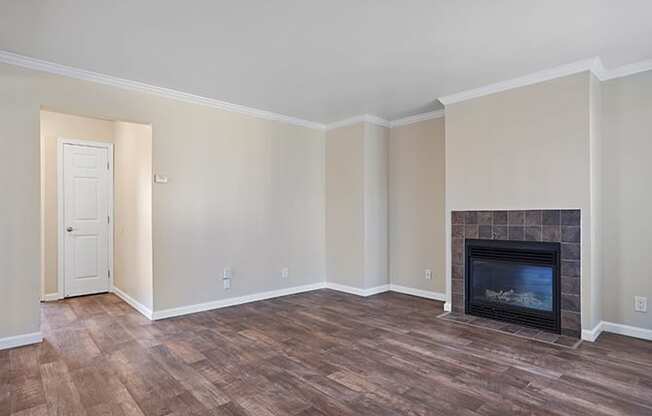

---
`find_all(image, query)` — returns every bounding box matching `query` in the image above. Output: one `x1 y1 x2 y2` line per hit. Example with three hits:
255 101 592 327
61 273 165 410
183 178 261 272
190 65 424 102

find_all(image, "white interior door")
62 142 111 297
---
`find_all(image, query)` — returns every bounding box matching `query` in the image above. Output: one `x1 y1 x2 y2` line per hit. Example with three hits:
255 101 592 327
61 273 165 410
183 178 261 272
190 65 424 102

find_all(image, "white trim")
582 320 652 342
581 321 604 342
42 293 61 302
0 332 42 351
443 302 452 312
439 57 602 106
389 110 445 128
0 49 324 130
57 138 114 298
388 284 446 301
599 59 652 81
152 282 327 320
601 321 652 341
324 282 390 296
325 114 390 131
112 286 154 320
438 57 652 106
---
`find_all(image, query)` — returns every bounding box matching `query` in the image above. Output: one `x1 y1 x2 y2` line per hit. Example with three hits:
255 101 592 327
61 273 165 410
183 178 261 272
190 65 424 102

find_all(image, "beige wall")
0 62 325 340
445 73 597 329
589 74 603 327
325 122 390 290
602 70 652 330
114 121 153 310
389 117 446 293
325 124 365 288
363 123 389 289
39 110 115 296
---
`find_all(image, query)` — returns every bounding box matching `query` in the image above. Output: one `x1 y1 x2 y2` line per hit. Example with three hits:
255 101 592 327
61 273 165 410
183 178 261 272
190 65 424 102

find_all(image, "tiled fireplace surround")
451 209 581 338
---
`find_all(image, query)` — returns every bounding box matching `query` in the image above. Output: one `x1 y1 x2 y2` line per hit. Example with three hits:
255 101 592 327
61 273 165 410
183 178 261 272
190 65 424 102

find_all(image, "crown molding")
439 56 652 106
325 114 390 131
599 59 652 81
0 49 326 130
389 110 445 128
439 57 602 106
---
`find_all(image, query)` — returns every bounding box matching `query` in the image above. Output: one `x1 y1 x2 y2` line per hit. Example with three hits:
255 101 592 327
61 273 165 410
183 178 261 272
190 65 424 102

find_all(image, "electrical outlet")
223 267 232 280
281 267 289 279
224 279 231 290
634 296 647 312
425 269 432 280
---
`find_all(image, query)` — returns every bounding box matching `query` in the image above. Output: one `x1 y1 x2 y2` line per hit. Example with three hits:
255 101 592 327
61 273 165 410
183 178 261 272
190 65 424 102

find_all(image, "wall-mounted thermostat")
154 174 168 184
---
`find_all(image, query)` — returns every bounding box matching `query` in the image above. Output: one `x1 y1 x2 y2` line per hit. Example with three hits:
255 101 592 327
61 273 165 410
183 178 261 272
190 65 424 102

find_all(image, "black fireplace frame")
465 239 561 333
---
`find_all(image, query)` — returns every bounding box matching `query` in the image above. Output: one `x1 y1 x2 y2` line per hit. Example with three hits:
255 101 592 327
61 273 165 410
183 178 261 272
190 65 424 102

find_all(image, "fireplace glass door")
470 260 553 312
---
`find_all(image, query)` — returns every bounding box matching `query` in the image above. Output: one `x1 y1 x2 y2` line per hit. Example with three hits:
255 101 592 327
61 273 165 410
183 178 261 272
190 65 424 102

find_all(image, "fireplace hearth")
465 239 561 333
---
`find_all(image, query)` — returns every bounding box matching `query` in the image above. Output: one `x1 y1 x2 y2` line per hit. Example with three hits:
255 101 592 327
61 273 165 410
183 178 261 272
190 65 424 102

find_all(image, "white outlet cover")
634 296 647 312
281 268 289 278
224 279 231 290
425 269 432 280
223 267 232 279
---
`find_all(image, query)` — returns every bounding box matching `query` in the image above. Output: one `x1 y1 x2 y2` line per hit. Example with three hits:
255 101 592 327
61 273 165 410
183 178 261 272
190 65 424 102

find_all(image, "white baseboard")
443 302 452 312
602 321 652 341
388 284 446 301
581 321 604 342
324 282 390 297
582 320 652 342
152 282 327 320
112 286 154 320
0 332 43 350
41 292 61 302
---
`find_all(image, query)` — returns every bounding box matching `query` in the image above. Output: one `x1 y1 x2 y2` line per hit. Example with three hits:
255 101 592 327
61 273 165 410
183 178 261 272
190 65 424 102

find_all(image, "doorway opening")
40 109 153 312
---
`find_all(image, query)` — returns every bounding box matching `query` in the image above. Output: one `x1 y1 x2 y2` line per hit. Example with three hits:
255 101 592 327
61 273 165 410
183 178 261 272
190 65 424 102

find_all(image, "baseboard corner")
112 286 154 320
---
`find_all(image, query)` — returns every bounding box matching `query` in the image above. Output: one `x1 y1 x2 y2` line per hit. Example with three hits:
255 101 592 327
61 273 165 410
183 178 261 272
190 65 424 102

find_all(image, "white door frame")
57 138 114 299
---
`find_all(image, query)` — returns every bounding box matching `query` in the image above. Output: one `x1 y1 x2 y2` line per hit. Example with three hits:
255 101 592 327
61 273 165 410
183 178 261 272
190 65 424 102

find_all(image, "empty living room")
2 1 652 415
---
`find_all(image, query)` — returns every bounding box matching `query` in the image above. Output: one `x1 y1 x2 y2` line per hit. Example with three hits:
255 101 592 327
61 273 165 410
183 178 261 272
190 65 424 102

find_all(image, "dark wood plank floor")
3 290 652 415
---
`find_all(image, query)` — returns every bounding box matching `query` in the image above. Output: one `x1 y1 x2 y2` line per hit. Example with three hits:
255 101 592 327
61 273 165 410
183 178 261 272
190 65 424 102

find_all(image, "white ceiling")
1 0 651 124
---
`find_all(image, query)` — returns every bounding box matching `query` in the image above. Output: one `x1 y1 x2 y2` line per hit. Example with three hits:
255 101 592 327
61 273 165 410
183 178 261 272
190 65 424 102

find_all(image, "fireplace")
465 239 561 333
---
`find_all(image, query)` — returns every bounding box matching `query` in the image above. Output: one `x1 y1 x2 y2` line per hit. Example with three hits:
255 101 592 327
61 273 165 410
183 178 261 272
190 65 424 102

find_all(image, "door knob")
66 227 74 232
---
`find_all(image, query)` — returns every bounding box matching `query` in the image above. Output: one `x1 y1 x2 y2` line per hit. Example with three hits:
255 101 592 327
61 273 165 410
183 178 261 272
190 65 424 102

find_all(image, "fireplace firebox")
465 239 561 333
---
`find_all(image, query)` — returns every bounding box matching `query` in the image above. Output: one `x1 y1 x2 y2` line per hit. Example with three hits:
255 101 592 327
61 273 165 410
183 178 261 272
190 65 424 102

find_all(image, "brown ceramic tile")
541 225 561 242
493 225 508 240
542 210 561 225
561 277 580 295
515 327 541 338
452 294 464 308
452 224 465 238
534 331 560 343
452 264 464 280
562 328 580 338
493 211 508 225
555 335 581 347
465 211 478 225
561 294 580 312
561 209 581 226
478 225 492 239
562 243 580 260
452 211 465 224
465 224 479 239
561 226 580 243
478 211 493 225
525 226 541 241
525 210 542 226
452 238 465 265
508 226 525 241
508 211 525 225
451 279 465 294
562 311 581 333
501 324 522 334
561 260 580 277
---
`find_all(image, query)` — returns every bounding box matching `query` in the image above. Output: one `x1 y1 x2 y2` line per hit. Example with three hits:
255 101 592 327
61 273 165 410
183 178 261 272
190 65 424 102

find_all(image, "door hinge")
108 269 111 279
108 215 110 224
